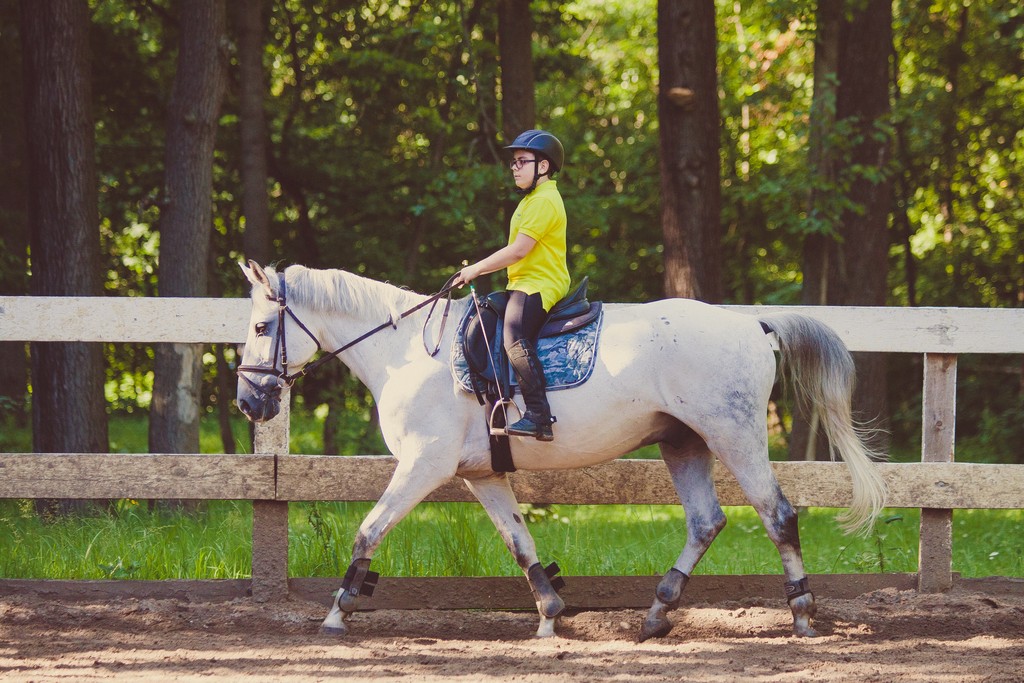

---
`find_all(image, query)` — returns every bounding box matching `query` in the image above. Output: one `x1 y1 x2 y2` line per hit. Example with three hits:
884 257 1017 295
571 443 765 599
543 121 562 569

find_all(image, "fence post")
918 353 956 592
251 389 290 602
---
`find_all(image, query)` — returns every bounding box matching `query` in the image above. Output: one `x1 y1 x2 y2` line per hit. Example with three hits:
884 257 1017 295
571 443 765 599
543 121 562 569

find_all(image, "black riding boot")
506 339 555 441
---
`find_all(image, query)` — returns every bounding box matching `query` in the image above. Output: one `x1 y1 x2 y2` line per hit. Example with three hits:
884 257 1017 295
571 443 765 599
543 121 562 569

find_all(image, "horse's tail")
758 312 887 535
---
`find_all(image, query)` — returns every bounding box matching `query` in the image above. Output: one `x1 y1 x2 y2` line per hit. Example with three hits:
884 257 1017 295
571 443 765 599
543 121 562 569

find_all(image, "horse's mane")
268 265 427 323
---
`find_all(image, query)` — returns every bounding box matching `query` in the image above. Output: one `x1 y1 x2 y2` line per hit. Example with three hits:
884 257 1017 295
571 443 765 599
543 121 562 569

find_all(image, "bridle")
237 272 458 391
237 273 458 390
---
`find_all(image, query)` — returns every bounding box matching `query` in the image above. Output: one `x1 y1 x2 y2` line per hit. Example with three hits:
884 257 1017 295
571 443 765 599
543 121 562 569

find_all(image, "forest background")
0 0 1021 475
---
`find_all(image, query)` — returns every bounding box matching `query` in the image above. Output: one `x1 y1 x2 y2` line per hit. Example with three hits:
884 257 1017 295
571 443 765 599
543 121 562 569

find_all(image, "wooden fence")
1 297 1023 607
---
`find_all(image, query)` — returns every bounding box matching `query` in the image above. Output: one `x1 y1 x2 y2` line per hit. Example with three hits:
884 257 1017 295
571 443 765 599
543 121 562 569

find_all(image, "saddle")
462 277 602 391
458 279 602 474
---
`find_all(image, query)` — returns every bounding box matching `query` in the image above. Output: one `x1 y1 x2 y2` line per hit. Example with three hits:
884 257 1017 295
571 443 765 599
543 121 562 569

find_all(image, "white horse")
236 261 886 640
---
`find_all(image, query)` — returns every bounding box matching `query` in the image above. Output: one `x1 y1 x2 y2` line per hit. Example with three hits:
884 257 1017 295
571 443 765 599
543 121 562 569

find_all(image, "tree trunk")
475 3 501 165
0 3 29 424
801 0 841 309
149 1 228 471
215 344 237 454
791 0 841 462
793 0 894 461
891 43 918 308
657 0 722 302
234 0 271 266
937 7 968 246
21 0 109 515
834 0 893 450
204 249 241 456
322 398 341 456
496 0 536 282
497 0 535 144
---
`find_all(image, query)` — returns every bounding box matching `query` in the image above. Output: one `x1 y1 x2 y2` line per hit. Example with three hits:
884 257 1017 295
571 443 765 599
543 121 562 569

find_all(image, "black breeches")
503 290 547 351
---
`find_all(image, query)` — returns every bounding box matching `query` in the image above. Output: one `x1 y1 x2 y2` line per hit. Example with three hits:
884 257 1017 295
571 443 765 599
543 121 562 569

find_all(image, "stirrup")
489 399 522 437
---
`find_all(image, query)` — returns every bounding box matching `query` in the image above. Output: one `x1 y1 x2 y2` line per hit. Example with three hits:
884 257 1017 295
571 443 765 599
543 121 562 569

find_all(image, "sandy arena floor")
2 587 1023 682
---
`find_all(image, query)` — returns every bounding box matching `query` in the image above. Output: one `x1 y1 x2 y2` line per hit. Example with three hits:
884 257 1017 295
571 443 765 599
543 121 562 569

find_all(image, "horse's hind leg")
746 476 817 636
714 435 818 637
464 475 565 638
639 436 727 642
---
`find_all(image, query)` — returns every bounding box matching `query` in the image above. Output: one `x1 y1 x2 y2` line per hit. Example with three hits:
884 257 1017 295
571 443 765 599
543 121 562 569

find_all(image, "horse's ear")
240 260 274 297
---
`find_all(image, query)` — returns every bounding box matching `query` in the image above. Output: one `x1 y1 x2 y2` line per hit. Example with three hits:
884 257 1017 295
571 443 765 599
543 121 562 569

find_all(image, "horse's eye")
255 322 268 336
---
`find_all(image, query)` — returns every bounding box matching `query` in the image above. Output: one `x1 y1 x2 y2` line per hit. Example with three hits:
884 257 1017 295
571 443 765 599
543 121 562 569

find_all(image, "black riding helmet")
505 129 564 196
505 129 564 172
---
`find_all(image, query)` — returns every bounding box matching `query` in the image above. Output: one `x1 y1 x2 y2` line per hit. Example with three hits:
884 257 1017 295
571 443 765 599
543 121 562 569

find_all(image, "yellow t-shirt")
506 180 571 311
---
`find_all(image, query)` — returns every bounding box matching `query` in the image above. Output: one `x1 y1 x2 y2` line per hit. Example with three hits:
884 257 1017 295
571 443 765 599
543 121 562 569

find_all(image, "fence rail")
3 455 1023 509
2 297 1022 605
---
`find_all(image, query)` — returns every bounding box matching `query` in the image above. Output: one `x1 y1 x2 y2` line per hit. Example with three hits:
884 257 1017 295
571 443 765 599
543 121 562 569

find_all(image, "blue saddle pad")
450 305 603 394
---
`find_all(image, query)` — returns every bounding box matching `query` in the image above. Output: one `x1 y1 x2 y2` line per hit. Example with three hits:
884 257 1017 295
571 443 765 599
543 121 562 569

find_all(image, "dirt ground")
2 586 1023 682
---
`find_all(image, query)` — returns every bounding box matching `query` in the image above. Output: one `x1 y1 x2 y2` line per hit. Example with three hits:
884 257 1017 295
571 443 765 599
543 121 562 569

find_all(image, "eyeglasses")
509 158 540 171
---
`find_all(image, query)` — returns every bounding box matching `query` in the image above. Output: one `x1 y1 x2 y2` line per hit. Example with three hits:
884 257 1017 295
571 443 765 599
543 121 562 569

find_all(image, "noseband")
236 272 457 392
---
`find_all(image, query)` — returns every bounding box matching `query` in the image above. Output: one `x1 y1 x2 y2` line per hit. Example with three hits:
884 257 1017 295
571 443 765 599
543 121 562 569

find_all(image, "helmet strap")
513 158 550 197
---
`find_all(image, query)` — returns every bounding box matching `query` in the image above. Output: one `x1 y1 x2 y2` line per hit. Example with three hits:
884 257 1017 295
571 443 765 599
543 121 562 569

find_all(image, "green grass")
1 499 1020 580
289 503 1023 578
0 500 253 579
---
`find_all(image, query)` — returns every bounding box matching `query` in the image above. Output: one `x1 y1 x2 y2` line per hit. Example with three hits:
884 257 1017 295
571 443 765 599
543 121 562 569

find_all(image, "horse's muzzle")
237 394 281 423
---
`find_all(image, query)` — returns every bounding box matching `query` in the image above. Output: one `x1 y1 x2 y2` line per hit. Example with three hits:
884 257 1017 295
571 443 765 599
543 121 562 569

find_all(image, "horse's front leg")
464 475 565 638
320 457 453 636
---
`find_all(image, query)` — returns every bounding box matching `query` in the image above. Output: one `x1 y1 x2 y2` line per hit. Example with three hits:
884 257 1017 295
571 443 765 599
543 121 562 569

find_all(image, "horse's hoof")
320 623 349 636
792 616 818 637
320 608 350 636
535 615 558 638
638 616 673 643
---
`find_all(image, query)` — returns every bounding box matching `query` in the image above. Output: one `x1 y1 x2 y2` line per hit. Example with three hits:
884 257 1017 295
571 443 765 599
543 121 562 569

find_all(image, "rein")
237 273 459 388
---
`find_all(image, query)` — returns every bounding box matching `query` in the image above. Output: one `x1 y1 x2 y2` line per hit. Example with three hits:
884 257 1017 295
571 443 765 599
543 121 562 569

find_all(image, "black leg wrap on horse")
528 562 566 593
527 562 566 618
341 558 380 598
544 561 566 592
655 568 689 609
784 576 812 602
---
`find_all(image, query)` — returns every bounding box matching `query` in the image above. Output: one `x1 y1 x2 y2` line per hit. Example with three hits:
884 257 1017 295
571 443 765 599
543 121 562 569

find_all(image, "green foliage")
886 352 1024 465
889 0 1024 309
538 0 663 301
0 408 32 453
1 1 1020 458
717 1 812 304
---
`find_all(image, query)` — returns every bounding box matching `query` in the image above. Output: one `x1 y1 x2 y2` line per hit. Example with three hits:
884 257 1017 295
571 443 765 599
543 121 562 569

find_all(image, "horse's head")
236 261 322 423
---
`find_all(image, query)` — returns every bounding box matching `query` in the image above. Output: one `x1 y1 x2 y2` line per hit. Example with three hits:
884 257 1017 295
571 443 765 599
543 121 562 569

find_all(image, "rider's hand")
455 263 479 288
